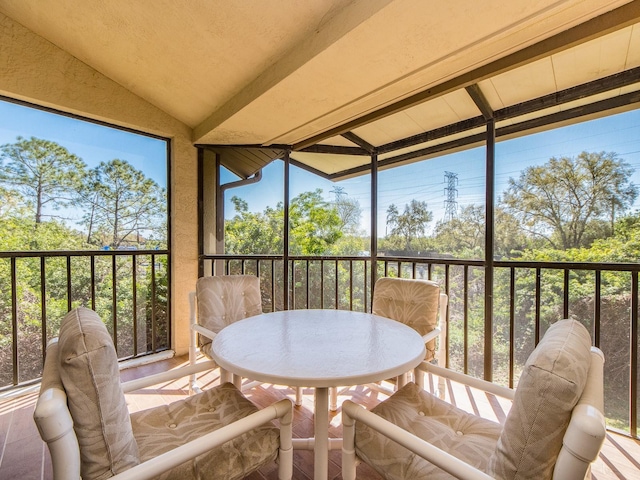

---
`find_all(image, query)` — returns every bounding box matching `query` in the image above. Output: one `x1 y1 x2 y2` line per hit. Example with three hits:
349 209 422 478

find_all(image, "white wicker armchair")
370 277 448 392
342 319 606 480
189 274 303 405
34 307 293 480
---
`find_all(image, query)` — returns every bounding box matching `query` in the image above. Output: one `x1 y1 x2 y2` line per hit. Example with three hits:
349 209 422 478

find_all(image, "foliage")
226 196 283 254
289 189 343 255
502 151 637 249
0 136 88 224
433 205 484 257
386 200 433 251
80 159 166 248
226 189 345 255
331 186 363 234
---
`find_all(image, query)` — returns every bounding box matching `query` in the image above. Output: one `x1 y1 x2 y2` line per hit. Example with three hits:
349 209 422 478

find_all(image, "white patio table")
211 309 425 480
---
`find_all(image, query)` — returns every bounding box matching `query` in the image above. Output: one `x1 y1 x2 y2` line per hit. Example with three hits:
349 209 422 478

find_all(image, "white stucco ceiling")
1 0 639 178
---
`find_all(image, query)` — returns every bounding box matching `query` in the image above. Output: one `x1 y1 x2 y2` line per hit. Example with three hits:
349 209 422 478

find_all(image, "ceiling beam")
341 132 376 153
299 144 369 155
376 65 640 155
329 89 640 180
465 84 493 120
293 0 640 150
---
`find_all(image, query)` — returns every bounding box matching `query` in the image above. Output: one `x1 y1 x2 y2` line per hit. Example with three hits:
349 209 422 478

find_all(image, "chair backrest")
488 319 601 479
195 275 262 343
372 277 441 359
34 307 140 479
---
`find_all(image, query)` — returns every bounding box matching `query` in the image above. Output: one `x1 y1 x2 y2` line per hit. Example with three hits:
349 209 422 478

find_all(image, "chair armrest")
342 400 492 480
191 323 217 341
553 348 606 479
122 360 218 393
111 398 293 480
417 362 515 400
34 386 81 480
421 327 441 344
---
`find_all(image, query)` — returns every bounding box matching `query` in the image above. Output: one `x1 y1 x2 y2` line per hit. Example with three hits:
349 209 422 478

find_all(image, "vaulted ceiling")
1 0 639 179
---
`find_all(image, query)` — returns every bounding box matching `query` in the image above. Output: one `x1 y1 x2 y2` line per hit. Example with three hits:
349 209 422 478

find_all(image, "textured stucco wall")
0 12 197 355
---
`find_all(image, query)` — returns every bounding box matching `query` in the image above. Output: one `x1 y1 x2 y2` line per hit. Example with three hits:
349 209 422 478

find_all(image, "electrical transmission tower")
443 171 458 221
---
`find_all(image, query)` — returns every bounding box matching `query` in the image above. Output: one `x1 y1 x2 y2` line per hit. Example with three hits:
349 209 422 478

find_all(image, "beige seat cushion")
372 277 440 360
355 382 502 480
57 307 139 480
488 319 592 479
130 382 280 480
196 275 262 357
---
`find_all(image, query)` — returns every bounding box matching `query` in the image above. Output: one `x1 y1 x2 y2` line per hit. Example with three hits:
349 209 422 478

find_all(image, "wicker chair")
369 277 448 393
34 307 293 480
342 319 605 480
189 274 303 405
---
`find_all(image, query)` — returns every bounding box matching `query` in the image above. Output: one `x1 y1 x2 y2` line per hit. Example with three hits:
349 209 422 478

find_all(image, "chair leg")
438 375 446 400
189 337 199 394
295 387 303 406
278 400 294 480
330 387 338 411
341 401 358 480
397 372 409 389
415 367 425 389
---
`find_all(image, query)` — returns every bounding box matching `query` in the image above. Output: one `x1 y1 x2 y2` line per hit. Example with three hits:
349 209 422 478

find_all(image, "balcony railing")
203 253 639 439
0 250 170 391
4 249 636 439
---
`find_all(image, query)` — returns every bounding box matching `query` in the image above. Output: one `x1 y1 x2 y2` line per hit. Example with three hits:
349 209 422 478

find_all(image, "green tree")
502 151 637 249
81 159 166 248
289 189 342 255
433 205 484 257
0 136 87 224
331 186 362 234
225 196 283 254
386 200 433 251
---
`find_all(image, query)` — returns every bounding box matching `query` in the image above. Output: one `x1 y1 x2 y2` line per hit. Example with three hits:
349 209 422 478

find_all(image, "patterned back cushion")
372 277 440 359
488 319 592 479
196 275 262 347
58 307 139 479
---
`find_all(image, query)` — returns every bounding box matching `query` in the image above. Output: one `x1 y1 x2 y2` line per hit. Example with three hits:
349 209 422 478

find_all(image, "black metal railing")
203 253 639 438
0 249 170 391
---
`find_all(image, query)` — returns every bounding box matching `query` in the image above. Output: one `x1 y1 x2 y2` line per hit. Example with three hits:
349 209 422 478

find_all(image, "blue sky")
0 99 168 189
